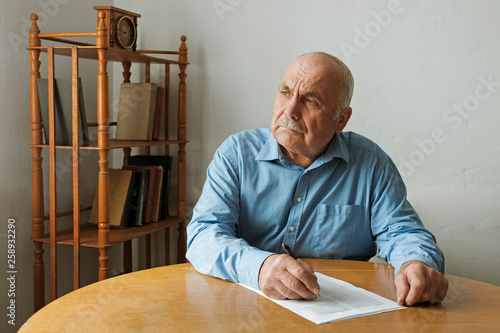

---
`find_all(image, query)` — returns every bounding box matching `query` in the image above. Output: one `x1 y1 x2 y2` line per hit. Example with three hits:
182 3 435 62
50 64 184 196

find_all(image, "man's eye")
281 90 289 96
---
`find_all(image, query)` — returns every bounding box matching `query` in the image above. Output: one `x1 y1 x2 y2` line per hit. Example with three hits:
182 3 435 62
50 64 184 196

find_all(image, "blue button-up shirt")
186 129 445 289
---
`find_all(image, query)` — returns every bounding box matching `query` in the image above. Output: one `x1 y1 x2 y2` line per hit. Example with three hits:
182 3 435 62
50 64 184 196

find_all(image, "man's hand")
258 254 320 300
395 261 449 306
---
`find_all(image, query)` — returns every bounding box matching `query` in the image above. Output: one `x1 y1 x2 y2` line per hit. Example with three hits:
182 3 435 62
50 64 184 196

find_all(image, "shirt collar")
256 132 350 167
255 135 281 162
317 132 350 165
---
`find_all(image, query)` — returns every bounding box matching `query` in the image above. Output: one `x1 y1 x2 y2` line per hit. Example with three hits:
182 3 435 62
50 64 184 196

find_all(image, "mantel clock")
93 6 141 51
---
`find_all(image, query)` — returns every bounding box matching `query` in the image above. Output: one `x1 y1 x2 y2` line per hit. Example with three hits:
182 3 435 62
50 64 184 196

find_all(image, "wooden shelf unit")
32 219 184 248
29 139 189 150
27 9 188 312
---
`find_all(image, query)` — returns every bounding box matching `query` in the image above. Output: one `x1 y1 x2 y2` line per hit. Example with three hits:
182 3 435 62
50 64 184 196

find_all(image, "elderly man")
186 52 448 306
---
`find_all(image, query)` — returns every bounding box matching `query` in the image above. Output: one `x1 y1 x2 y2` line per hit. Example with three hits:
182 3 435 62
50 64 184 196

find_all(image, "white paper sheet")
240 273 405 324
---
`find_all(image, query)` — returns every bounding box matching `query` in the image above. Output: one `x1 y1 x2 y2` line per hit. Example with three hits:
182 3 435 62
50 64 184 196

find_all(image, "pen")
282 243 298 260
282 243 320 297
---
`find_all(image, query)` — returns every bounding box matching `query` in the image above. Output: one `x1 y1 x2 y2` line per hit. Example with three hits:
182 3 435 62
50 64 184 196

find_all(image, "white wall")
121 0 500 286
2 0 499 330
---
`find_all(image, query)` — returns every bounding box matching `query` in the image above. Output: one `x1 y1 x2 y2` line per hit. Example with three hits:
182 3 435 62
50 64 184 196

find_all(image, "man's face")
271 54 351 165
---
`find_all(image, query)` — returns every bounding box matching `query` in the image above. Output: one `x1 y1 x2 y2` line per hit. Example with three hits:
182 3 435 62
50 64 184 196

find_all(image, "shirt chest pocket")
308 204 366 258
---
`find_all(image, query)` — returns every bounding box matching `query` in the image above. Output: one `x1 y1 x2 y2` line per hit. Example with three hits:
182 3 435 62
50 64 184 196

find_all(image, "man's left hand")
395 261 449 306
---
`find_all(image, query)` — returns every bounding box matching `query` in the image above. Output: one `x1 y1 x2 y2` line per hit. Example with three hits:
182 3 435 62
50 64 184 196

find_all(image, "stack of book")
89 155 172 227
115 83 165 141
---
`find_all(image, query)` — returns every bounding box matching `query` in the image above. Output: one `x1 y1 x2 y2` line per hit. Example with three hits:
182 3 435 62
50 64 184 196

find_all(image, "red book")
152 86 165 140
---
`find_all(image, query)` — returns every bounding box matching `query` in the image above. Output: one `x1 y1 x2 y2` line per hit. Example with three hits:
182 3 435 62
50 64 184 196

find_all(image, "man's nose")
284 97 302 120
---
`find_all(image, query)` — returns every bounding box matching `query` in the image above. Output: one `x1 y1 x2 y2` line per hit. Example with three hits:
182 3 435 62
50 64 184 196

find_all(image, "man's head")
271 52 354 167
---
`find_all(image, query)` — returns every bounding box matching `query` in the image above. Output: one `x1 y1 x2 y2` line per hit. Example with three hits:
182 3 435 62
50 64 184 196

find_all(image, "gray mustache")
278 118 303 132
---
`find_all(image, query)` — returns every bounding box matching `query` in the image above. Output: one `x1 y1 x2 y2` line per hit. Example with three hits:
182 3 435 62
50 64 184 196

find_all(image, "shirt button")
290 226 296 232
296 197 302 202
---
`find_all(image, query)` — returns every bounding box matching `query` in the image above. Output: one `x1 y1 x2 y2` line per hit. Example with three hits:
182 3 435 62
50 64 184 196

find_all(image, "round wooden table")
19 259 500 332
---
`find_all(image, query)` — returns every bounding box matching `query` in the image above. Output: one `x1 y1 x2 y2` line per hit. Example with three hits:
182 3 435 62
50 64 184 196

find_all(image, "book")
116 82 158 141
150 166 163 222
89 169 135 227
127 155 172 219
152 86 165 140
122 165 159 224
37 77 90 146
126 169 148 226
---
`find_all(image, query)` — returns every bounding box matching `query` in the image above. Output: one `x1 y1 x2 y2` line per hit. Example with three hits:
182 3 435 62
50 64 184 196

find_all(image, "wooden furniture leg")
96 10 110 281
177 36 188 263
29 14 45 312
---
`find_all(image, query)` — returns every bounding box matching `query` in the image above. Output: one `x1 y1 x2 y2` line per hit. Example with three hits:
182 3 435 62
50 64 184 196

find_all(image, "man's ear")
335 107 352 133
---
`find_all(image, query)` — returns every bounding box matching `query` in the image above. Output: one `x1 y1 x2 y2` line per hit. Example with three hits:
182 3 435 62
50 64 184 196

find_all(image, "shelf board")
29 139 188 150
27 45 187 65
33 218 183 248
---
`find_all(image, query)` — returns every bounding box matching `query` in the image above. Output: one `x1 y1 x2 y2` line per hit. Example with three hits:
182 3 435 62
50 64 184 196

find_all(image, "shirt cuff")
237 248 274 289
391 253 442 276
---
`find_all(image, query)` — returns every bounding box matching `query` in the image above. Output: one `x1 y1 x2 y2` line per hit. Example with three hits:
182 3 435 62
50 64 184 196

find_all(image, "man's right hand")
258 254 320 300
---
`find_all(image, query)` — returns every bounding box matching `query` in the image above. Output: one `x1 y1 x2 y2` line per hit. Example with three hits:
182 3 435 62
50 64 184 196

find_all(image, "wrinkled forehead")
282 55 342 92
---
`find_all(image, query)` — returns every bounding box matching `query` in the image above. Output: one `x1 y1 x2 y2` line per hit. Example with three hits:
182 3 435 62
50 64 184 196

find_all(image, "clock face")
115 16 136 49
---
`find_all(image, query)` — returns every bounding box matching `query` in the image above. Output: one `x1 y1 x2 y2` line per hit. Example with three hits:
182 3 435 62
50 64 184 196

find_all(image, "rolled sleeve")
237 249 274 289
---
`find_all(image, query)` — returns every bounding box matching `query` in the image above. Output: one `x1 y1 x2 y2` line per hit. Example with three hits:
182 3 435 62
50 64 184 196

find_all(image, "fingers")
258 254 320 300
291 259 321 296
394 273 411 306
395 261 449 306
299 259 317 277
404 273 426 306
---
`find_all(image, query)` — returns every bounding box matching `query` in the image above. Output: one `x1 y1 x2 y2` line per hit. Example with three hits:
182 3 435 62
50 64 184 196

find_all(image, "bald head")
295 52 354 118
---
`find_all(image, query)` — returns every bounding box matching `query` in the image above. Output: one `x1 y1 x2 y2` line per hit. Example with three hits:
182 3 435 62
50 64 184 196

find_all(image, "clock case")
93 6 141 51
